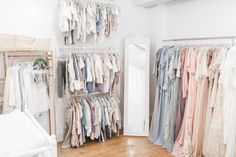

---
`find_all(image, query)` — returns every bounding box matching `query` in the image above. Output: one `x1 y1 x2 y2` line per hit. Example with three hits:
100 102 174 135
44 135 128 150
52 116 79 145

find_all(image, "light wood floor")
58 136 173 157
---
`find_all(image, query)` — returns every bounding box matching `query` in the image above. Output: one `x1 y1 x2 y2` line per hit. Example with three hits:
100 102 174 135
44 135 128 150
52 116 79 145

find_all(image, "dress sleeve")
176 48 184 78
188 49 198 74
153 48 162 77
168 50 176 80
229 48 236 89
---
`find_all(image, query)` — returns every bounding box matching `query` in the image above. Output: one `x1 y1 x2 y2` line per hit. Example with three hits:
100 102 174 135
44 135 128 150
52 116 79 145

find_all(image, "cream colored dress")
203 47 227 157
220 47 236 157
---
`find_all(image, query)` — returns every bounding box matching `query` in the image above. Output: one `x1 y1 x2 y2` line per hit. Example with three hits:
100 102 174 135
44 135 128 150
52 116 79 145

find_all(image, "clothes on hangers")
61 95 121 148
58 0 120 45
217 47 236 157
57 61 67 98
2 62 50 116
150 45 236 157
58 52 121 95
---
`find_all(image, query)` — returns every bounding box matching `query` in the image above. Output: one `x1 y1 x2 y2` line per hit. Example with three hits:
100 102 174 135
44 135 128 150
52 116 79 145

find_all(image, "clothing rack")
162 36 236 43
0 50 56 135
70 92 110 99
59 46 117 53
58 46 118 59
58 46 120 99
62 92 121 149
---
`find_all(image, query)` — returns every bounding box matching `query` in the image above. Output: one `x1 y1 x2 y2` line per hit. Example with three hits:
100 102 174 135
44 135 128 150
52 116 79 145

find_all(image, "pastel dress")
149 47 165 143
162 48 181 151
202 48 225 157
172 48 191 157
219 47 236 157
175 48 187 140
181 48 198 157
204 80 225 157
191 48 210 157
149 46 173 145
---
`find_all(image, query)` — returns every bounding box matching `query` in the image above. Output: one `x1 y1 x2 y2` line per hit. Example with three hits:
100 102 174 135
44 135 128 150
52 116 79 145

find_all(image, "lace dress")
220 47 236 157
203 47 227 157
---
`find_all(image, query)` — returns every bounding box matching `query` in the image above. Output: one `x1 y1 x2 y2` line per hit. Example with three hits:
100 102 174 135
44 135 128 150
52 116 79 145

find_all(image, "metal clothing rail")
60 46 117 52
0 50 56 135
58 46 119 59
162 36 236 42
72 0 116 5
70 92 111 99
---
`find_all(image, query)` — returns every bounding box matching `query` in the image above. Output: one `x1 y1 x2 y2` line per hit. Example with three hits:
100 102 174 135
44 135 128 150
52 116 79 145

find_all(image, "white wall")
0 0 59 49
149 0 236 115
0 0 157 142
152 0 236 44
164 0 236 39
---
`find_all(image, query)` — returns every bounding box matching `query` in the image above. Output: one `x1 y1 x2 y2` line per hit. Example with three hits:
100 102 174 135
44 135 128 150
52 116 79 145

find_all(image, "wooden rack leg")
47 51 56 136
51 51 57 135
4 53 8 77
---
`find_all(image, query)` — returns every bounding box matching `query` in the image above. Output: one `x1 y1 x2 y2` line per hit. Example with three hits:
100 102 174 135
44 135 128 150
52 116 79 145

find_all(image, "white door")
124 37 150 136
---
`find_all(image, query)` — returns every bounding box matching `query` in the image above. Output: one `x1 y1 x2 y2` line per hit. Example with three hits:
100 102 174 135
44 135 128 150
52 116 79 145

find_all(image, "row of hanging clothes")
61 95 121 148
149 44 236 157
58 0 120 45
2 58 50 116
57 49 121 98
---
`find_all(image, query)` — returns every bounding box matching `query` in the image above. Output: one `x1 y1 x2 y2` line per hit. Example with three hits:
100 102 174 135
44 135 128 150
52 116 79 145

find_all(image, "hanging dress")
182 48 199 156
162 47 181 151
220 47 236 157
149 46 173 145
175 48 187 141
203 47 226 157
172 47 191 157
149 47 162 142
191 48 211 157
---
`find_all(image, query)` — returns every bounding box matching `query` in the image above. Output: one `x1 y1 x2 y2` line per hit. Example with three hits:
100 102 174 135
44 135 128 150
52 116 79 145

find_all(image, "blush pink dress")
182 49 199 156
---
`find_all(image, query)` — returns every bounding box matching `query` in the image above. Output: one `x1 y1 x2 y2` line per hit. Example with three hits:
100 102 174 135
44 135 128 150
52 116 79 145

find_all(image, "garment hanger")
232 38 235 46
226 38 236 49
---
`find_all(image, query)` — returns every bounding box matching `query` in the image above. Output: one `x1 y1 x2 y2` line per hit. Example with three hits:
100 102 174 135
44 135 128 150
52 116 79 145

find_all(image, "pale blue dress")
149 46 174 145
